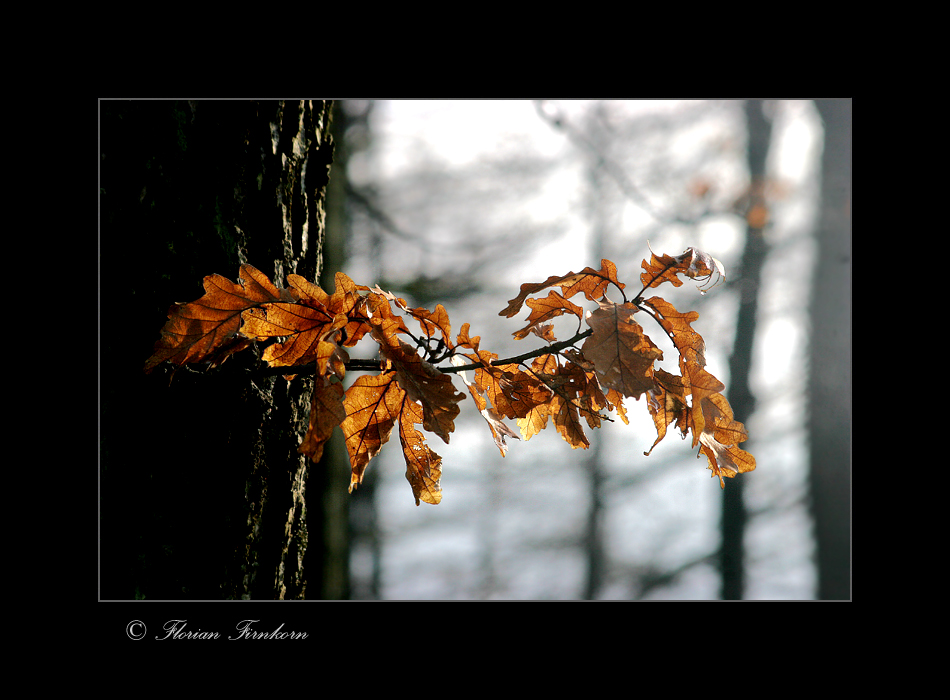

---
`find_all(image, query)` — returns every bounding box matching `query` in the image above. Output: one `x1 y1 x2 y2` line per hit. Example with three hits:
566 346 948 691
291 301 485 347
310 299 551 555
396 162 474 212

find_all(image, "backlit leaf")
699 431 756 488
641 296 724 444
639 247 725 294
500 259 624 318
147 249 755 500
370 315 465 443
518 354 592 449
298 380 346 463
144 264 281 373
645 369 690 455
340 369 449 506
241 272 369 370
582 301 663 400
398 398 444 505
512 291 584 340
341 372 404 492
451 341 527 456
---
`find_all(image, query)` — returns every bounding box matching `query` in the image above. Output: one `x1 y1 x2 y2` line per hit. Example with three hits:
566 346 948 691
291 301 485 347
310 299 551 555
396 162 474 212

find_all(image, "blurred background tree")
809 99 851 600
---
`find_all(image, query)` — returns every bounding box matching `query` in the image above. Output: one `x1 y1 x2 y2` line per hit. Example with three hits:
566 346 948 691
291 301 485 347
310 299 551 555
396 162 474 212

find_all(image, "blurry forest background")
99 98 850 600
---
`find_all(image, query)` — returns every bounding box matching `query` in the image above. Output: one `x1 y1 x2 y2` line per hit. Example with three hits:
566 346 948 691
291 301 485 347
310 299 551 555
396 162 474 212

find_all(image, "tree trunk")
809 99 851 600
720 99 772 599
99 100 336 599
310 103 353 600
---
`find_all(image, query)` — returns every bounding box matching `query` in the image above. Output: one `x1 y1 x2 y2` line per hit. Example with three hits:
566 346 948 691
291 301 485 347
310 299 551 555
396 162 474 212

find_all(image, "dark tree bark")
99 100 337 599
719 99 772 600
809 99 851 600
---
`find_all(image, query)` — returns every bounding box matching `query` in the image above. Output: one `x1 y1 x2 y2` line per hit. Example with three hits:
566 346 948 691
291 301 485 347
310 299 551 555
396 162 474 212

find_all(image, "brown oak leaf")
365 285 454 351
240 272 367 370
341 372 405 492
240 303 346 369
698 390 756 489
639 247 725 294
640 296 724 443
398 398 444 506
369 315 465 444
340 370 447 505
451 354 522 457
147 251 755 497
500 259 624 318
144 264 281 374
291 272 373 348
512 291 584 340
409 303 454 351
298 380 346 463
452 326 536 455
645 369 691 455
515 354 592 449
698 433 756 488
645 367 755 487
582 300 663 400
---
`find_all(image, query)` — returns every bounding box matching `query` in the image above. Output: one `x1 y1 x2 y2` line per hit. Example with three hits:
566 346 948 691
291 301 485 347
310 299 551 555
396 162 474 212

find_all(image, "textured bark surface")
100 100 335 599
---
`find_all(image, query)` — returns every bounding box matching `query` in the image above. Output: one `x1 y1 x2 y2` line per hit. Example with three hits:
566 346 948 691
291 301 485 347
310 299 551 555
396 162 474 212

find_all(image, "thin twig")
253 328 595 377
441 328 594 374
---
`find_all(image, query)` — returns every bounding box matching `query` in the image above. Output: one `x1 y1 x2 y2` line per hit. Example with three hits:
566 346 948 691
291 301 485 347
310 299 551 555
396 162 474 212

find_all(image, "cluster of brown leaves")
145 248 755 505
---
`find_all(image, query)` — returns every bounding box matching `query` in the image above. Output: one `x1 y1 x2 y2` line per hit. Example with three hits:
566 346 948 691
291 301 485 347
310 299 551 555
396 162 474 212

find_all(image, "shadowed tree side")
99 100 336 599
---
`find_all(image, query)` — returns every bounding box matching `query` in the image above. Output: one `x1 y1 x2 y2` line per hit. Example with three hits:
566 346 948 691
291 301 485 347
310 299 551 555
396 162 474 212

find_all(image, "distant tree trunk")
310 102 353 600
719 99 772 600
100 100 337 599
581 105 613 599
809 99 851 600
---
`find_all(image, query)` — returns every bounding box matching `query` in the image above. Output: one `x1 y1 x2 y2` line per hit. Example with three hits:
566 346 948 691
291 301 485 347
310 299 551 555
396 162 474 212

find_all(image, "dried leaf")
641 296 724 444
699 432 756 488
299 381 346 463
641 297 707 369
526 322 558 342
398 399 444 505
240 304 344 368
480 406 522 457
453 326 549 452
241 272 368 370
516 402 551 443
640 247 725 294
370 315 465 443
517 354 592 449
147 249 755 499
450 354 523 457
410 303 454 350
292 272 372 348
512 291 584 339
515 354 559 441
144 264 281 373
500 259 624 318
582 301 663 400
369 285 455 353
456 352 552 422
340 369 448 506
645 369 690 455
341 372 404 492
